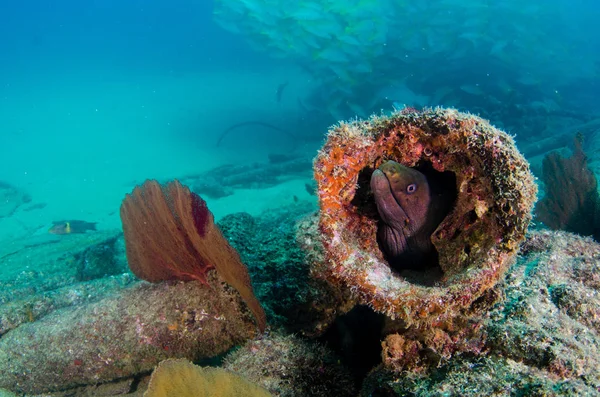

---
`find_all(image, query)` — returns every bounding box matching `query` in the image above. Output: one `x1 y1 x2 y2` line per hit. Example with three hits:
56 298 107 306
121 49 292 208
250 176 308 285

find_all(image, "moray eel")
371 161 450 270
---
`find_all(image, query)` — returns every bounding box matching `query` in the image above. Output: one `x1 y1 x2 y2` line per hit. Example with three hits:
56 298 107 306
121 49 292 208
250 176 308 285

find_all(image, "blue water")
1 0 599 235
0 1 247 75
0 0 599 393
0 0 317 239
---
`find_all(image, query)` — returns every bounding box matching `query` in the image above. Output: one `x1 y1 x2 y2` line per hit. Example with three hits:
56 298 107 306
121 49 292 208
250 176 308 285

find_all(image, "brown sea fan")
536 133 600 240
120 179 266 332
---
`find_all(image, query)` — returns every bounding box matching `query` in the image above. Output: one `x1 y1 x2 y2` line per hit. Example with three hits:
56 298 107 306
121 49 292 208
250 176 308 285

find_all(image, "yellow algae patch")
145 359 272 397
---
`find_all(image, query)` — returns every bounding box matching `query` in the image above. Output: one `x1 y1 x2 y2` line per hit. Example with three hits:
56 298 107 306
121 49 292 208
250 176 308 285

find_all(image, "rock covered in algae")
218 207 355 337
223 332 357 397
313 107 536 327
361 355 596 396
361 230 600 395
0 272 258 394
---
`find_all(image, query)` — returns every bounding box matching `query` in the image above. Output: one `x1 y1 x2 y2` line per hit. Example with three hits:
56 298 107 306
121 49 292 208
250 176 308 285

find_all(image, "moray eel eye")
406 183 417 194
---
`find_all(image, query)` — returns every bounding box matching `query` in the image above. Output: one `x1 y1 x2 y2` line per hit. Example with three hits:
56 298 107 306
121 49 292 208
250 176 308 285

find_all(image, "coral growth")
223 332 357 397
120 180 266 331
145 358 272 397
73 235 127 281
217 204 353 336
313 108 536 328
361 230 600 395
485 230 600 388
535 133 600 240
361 355 595 396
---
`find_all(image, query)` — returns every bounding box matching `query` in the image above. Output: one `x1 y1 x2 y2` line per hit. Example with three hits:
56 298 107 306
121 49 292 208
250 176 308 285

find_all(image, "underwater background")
0 0 599 237
1 0 600 395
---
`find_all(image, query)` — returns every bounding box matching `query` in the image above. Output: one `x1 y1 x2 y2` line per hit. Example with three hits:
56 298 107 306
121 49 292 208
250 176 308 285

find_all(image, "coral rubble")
313 108 537 328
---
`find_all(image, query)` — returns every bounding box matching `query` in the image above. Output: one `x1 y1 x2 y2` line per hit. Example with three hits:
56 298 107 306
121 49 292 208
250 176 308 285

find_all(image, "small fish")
49 220 97 235
370 161 451 270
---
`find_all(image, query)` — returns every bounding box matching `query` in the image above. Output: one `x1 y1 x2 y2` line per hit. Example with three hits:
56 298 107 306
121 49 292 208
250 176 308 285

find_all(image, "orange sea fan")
120 180 266 332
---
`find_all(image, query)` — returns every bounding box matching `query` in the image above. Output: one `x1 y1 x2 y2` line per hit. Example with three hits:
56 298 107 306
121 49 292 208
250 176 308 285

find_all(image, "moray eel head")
370 160 434 269
371 161 431 235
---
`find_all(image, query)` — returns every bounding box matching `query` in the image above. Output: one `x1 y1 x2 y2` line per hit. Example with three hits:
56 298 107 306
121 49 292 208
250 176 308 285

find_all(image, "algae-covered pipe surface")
313 107 537 327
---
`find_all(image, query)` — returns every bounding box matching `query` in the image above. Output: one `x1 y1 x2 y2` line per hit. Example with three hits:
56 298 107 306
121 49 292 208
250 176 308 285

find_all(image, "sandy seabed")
0 63 319 244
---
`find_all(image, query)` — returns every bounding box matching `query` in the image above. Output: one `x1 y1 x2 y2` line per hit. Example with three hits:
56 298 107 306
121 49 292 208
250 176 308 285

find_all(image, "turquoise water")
1 0 599 239
0 0 599 394
0 0 320 244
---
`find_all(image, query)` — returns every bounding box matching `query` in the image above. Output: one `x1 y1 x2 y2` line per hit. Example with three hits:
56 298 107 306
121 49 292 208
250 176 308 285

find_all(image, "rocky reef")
0 274 257 394
0 181 266 395
223 332 356 397
218 203 354 336
360 230 600 395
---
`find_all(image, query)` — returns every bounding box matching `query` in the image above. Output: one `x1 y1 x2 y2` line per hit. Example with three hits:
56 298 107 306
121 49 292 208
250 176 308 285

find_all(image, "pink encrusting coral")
313 107 537 328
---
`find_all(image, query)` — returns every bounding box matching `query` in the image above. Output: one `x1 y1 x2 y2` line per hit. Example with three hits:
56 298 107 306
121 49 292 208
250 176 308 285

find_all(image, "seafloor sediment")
0 212 599 396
